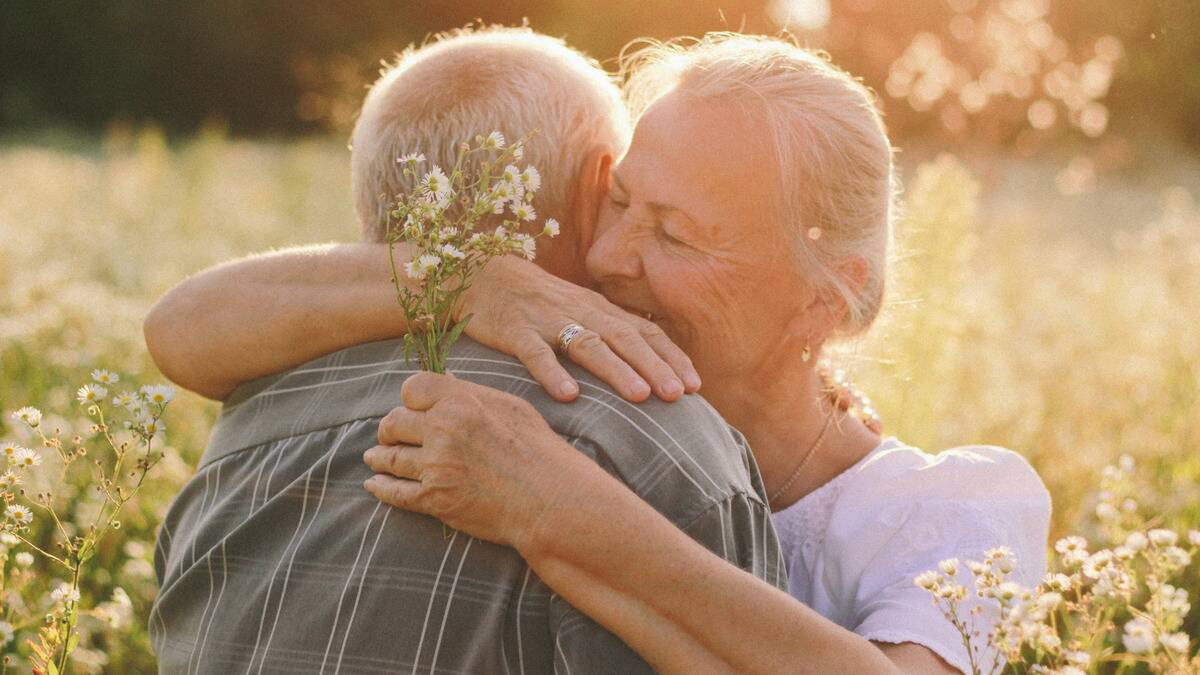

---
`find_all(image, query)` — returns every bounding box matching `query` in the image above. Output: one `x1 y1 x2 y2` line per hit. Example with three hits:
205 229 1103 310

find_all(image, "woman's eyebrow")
613 169 695 223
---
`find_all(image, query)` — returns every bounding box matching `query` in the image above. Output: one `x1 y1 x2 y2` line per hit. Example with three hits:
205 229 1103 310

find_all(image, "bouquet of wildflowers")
2 370 172 674
387 131 559 373
916 456 1199 674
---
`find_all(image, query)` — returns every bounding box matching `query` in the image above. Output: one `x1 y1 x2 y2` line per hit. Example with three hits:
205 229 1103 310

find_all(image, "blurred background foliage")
2 0 1198 147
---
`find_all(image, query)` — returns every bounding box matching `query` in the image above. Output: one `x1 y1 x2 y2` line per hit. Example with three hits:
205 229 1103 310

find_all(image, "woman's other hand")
362 372 597 551
460 254 700 403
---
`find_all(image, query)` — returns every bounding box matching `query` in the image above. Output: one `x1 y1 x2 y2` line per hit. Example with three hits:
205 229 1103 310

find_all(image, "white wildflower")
421 166 453 205
141 384 176 405
512 144 524 160
0 533 17 546
397 152 426 165
1189 529 1200 546
1148 529 1178 546
1060 667 1086 675
439 244 466 261
112 391 138 409
141 418 165 440
1036 592 1063 611
12 447 42 469
1095 502 1119 521
1124 531 1149 551
914 570 941 591
5 504 32 525
406 254 442 281
1043 573 1072 592
1122 617 1156 654
1064 649 1090 666
2 443 20 460
1163 546 1192 569
0 469 21 489
76 384 108 405
90 369 119 384
12 407 42 428
543 218 560 237
50 583 80 604
1161 632 1190 654
519 165 541 192
1117 454 1135 472
512 202 537 222
1082 550 1114 579
996 581 1022 602
0 621 11 646
14 551 33 567
501 164 521 186
513 233 537 261
483 131 505 149
938 558 960 576
489 181 519 210
1121 498 1138 513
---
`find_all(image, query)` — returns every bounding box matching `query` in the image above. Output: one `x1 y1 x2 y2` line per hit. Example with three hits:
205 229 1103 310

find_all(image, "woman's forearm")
144 243 407 400
515 456 901 675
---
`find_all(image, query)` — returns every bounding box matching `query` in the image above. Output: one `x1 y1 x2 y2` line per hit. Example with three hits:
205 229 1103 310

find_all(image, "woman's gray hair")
351 26 631 242
622 33 897 336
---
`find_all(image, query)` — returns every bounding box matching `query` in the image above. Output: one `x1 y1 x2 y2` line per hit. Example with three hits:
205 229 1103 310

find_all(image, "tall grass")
0 129 1196 670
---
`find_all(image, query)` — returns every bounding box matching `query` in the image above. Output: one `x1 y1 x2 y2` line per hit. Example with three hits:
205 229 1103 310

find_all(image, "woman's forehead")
619 92 779 216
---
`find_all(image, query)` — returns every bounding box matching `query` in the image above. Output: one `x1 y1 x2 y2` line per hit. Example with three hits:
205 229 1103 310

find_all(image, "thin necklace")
768 412 833 506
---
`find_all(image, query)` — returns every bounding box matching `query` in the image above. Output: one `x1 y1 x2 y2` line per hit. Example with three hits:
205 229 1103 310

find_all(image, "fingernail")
631 379 651 399
559 381 578 398
662 379 683 398
683 372 702 391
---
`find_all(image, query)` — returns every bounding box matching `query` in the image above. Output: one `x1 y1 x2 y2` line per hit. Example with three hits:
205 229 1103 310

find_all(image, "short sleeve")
821 445 1051 674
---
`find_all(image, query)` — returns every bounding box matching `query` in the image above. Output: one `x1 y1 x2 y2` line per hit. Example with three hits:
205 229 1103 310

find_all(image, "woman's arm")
144 242 699 402
363 373 956 674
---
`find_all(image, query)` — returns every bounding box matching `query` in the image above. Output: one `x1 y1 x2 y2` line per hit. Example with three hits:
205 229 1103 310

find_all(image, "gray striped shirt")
152 337 785 674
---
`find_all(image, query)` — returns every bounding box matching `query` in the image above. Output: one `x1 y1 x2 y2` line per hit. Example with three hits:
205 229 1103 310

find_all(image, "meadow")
0 127 1196 671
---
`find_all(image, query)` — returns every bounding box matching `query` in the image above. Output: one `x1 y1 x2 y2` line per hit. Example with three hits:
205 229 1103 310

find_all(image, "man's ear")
570 145 615 257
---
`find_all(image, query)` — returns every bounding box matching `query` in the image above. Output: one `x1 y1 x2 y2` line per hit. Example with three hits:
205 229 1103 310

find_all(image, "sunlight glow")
766 0 831 30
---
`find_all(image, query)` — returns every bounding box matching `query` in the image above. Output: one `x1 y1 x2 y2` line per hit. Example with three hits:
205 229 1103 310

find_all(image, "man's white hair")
622 33 897 336
351 26 631 242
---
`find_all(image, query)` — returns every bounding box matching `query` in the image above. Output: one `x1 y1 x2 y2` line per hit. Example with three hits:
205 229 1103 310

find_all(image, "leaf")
66 632 79 654
441 315 472 354
47 662 59 675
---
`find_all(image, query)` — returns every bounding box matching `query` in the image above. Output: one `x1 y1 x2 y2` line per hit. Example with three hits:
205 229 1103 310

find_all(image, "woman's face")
586 90 813 383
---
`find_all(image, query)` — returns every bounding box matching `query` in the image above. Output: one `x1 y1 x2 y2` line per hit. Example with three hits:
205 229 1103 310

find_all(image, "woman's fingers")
363 474 424 511
593 318 686 401
510 329 580 402
363 444 424 480
565 329 651 402
628 317 702 393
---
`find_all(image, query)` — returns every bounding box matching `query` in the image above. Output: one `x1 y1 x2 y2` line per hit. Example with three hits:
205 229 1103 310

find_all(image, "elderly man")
149 27 784 673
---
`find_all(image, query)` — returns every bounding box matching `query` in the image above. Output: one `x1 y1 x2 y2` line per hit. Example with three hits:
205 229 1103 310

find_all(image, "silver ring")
556 323 586 353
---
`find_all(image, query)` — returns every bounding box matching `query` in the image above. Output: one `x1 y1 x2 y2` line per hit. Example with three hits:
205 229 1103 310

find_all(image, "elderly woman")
148 34 1050 674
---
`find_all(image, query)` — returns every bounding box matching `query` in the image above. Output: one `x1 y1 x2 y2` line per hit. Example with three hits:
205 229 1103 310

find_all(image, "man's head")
351 26 630 285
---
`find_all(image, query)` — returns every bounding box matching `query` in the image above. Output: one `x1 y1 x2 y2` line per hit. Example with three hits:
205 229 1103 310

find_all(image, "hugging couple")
148 25 1049 674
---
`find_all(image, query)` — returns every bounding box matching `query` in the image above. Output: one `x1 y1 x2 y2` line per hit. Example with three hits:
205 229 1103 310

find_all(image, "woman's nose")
585 217 644 281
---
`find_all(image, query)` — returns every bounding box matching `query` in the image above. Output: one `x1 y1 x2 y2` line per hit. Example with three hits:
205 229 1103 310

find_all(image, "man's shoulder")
215 337 761 520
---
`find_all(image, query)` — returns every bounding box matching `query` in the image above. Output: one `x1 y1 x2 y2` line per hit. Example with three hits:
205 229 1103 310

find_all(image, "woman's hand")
460 254 701 403
362 372 598 551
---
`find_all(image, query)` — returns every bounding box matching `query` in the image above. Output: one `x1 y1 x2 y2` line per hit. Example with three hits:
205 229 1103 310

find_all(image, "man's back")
152 337 784 674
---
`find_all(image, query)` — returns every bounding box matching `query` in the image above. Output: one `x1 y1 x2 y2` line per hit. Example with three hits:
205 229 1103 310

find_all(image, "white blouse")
771 438 1052 674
